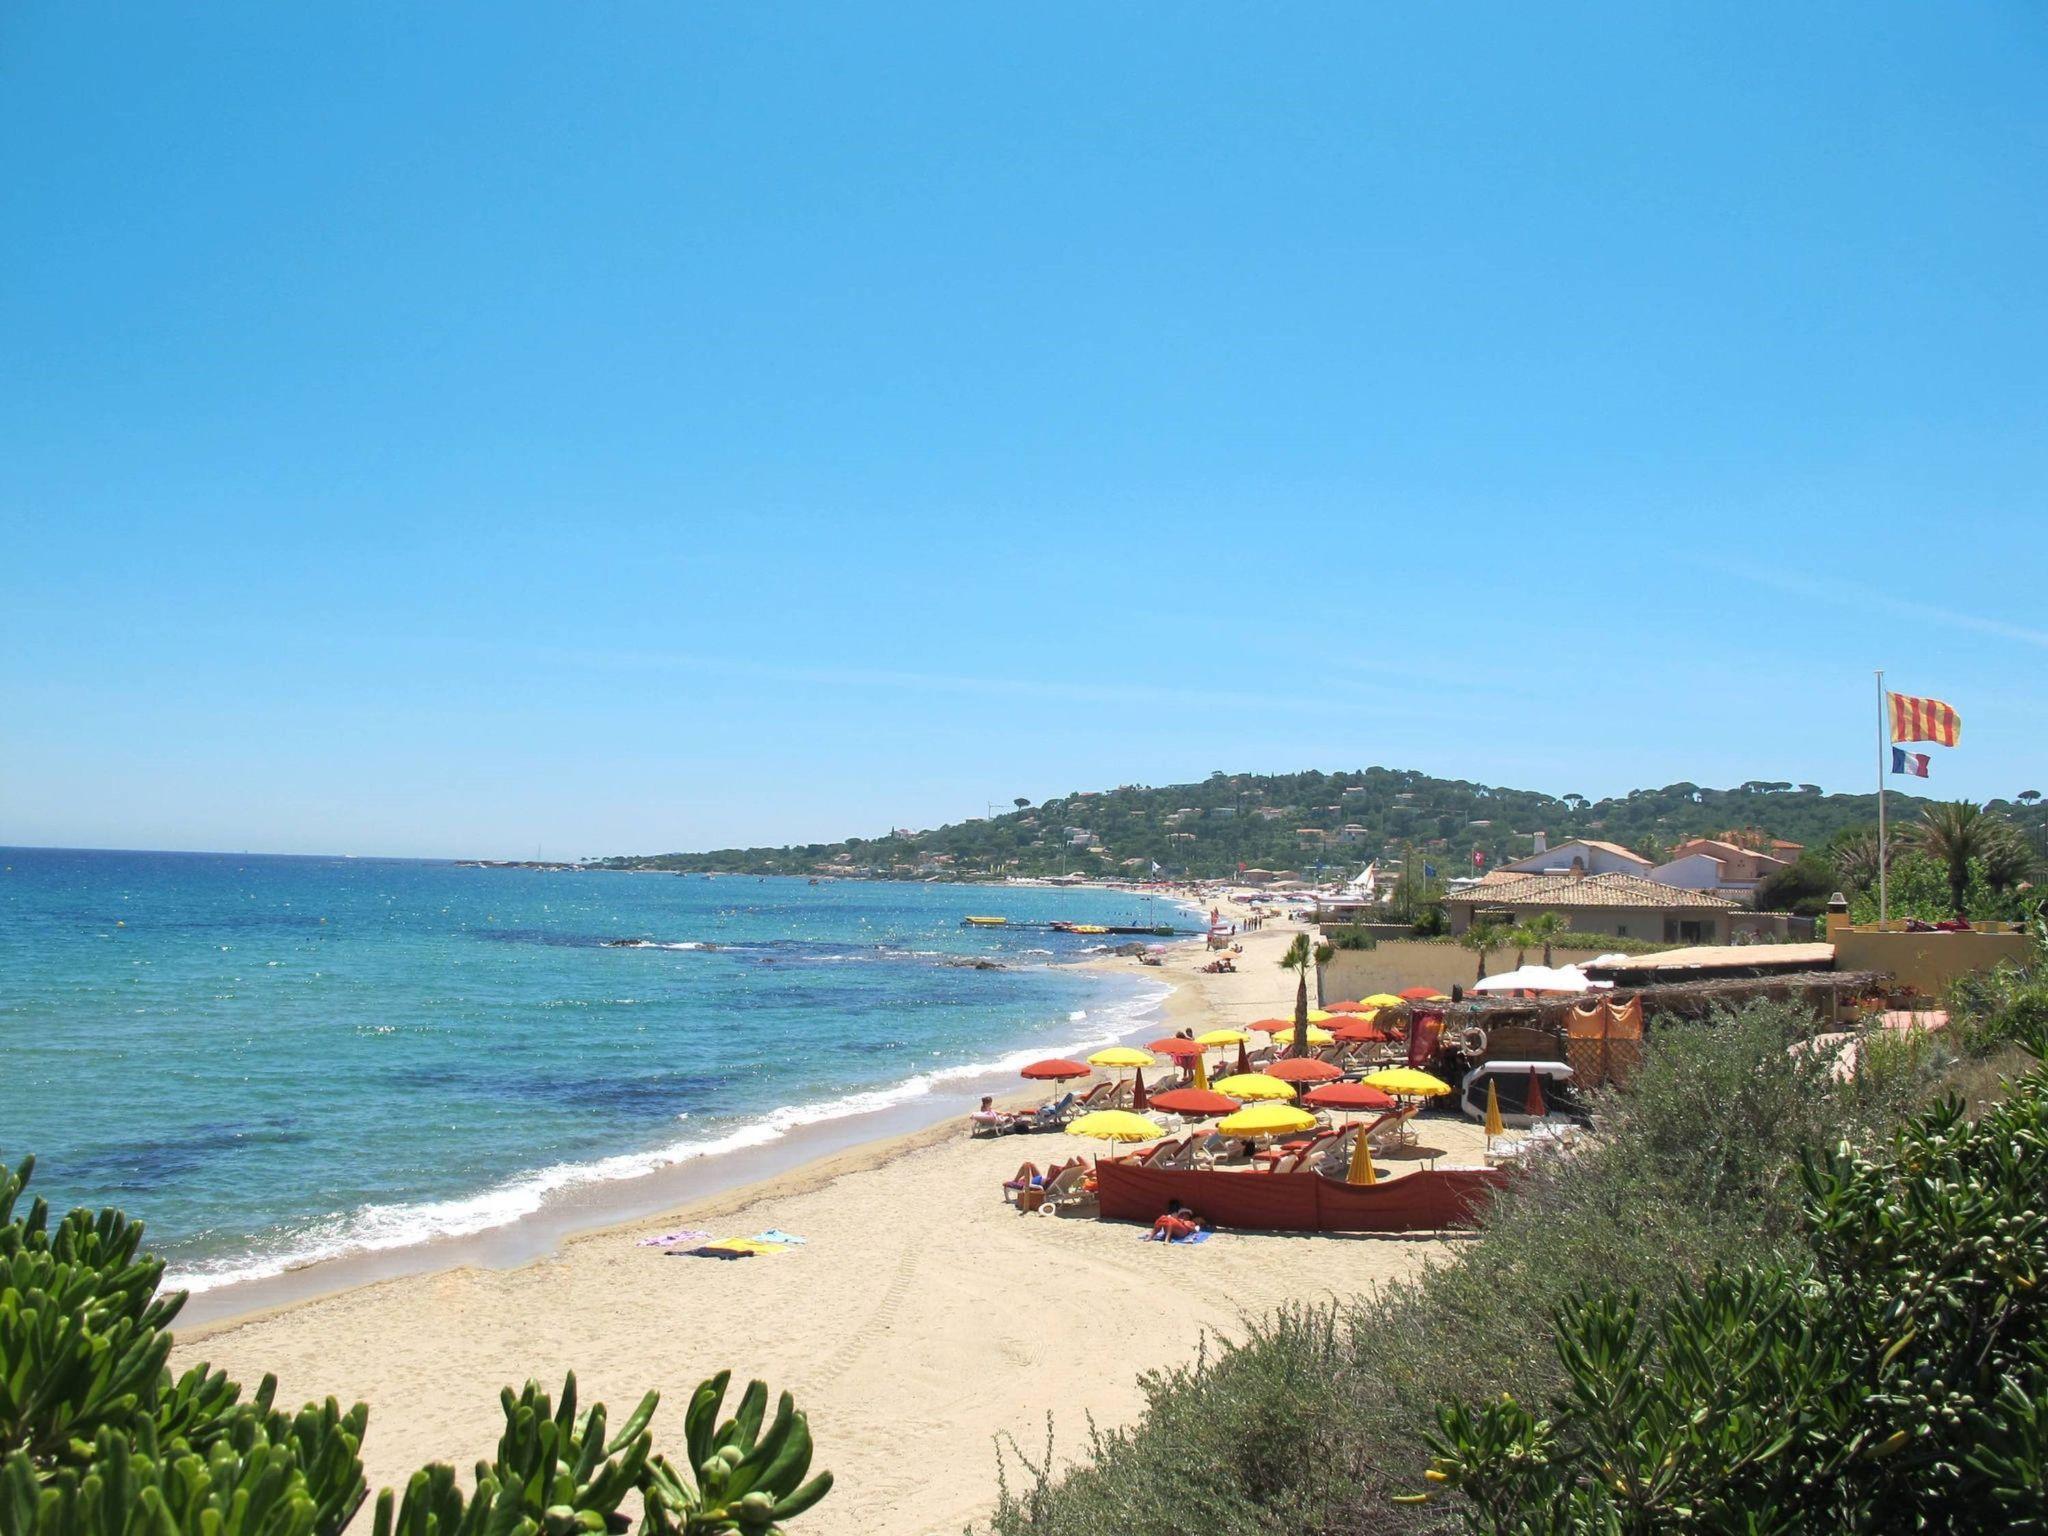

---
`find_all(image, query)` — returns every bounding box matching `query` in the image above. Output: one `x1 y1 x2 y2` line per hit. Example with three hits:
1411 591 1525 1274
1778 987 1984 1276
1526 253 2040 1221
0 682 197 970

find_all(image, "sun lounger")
1025 1092 1078 1130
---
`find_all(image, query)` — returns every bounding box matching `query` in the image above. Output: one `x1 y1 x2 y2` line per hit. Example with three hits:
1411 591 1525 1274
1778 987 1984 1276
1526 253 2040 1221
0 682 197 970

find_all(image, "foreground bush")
1422 1041 2048 1533
987 1002 1947 1534
0 1158 830 1536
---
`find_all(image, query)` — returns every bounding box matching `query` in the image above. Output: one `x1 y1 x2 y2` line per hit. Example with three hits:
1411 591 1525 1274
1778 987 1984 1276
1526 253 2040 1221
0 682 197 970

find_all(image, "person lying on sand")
1147 1198 1204 1241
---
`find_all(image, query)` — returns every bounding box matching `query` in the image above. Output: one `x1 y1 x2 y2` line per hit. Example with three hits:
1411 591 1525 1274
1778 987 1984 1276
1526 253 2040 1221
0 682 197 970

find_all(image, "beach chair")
1001 1161 1043 1202
1034 1163 1096 1216
1025 1092 1077 1131
1072 1081 1114 1111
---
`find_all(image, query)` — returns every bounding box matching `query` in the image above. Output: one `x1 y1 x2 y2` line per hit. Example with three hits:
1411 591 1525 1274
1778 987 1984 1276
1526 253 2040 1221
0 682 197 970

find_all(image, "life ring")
1452 1025 1488 1057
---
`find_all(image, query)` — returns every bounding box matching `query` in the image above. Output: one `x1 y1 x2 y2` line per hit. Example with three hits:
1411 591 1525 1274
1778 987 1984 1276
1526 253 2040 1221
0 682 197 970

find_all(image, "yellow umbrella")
1064 1109 1163 1144
1362 993 1405 1009
1347 1129 1379 1185
1362 1067 1452 1098
1192 1053 1211 1091
1484 1078 1505 1140
1087 1046 1154 1069
1289 1024 1335 1046
1216 1102 1316 1139
1305 1009 1335 1024
1212 1073 1297 1101
1195 1028 1249 1046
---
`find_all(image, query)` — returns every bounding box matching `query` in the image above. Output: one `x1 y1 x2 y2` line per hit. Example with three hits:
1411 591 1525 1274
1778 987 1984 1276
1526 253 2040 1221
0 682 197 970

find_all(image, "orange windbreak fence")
1096 1161 1506 1233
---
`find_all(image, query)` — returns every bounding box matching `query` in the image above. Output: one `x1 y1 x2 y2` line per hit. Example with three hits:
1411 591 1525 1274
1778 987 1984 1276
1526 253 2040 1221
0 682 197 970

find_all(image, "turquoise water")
0 849 1178 1289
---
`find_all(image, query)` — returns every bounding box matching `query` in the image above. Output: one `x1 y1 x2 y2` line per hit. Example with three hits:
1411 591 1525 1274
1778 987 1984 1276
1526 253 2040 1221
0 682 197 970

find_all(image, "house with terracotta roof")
1445 870 1746 945
1500 835 1653 879
1651 837 1795 904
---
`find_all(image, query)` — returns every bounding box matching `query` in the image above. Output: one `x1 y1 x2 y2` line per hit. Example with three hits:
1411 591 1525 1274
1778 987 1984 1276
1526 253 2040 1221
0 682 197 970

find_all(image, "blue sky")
4 3 2045 858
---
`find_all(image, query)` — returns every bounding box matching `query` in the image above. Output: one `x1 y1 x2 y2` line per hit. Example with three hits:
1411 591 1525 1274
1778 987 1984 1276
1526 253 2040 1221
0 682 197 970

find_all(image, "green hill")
592 768 2048 880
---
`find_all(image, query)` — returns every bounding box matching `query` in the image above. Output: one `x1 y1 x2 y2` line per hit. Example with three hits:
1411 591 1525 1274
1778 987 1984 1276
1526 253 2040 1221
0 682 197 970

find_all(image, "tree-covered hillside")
592 768 2048 880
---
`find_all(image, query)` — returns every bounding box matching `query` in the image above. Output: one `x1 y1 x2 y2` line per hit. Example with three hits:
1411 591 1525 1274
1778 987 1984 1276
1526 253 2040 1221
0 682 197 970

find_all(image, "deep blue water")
0 849 1177 1288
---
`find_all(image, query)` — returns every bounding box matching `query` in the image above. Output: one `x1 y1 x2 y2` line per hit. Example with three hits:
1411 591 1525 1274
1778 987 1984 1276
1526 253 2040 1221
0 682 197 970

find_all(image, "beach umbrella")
1216 1103 1317 1140
1147 1037 1205 1060
1021 1058 1090 1081
1306 1009 1336 1024
1196 1028 1250 1046
1064 1109 1163 1147
1249 1018 1294 1034
1347 1129 1379 1186
1525 1069 1548 1121
1212 1073 1297 1102
1332 1015 1386 1043
1484 1078 1505 1141
1363 993 1406 1009
1399 986 1447 1002
1361 1067 1452 1099
1265 1057 1342 1084
1324 999 1368 1013
1302 1081 1396 1112
1192 1052 1211 1092
1149 1087 1240 1118
1281 1024 1335 1047
1130 1068 1149 1113
1087 1046 1155 1069
1234 1042 1252 1076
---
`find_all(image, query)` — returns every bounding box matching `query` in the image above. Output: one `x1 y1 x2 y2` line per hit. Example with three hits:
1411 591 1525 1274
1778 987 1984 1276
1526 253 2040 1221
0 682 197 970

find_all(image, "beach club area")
177 908 1526 1536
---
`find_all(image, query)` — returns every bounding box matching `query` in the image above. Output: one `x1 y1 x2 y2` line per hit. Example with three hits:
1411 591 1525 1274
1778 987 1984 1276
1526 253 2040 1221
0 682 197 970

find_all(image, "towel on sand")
752 1229 807 1245
638 1229 713 1248
1136 1228 1212 1245
675 1236 793 1260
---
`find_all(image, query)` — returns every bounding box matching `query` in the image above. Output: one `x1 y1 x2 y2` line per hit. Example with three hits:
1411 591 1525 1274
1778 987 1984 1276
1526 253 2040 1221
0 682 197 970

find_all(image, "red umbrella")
1400 986 1446 1002
1234 1042 1252 1076
1525 1069 1548 1119
1020 1058 1090 1081
1147 1037 1206 1060
1130 1068 1149 1113
1149 1087 1240 1118
1265 1057 1342 1083
1249 1018 1293 1034
1302 1081 1397 1111
1324 999 1368 1013
1332 1017 1386 1042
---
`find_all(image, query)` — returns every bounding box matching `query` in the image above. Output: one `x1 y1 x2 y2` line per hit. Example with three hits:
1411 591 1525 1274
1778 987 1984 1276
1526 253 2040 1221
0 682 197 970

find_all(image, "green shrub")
0 1159 830 1536
1421 1041 2048 1533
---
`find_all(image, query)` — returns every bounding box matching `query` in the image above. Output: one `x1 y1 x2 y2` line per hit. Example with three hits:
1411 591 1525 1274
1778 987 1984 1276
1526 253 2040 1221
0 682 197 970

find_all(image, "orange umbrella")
1303 1081 1396 1111
1324 999 1368 1013
1265 1057 1342 1084
1149 1087 1240 1118
1131 1068 1150 1113
1021 1058 1090 1081
1249 1018 1293 1034
1147 1037 1205 1060
1332 1017 1386 1042
1525 1069 1548 1119
1399 986 1447 1002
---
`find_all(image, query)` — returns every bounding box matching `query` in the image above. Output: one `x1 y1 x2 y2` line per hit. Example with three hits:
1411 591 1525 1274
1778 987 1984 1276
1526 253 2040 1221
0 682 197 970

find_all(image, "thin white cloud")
1724 567 2048 651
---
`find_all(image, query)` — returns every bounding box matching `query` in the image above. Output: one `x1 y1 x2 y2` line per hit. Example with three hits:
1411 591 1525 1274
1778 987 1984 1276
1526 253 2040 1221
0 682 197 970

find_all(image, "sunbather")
970 1095 1025 1136
1147 1198 1204 1241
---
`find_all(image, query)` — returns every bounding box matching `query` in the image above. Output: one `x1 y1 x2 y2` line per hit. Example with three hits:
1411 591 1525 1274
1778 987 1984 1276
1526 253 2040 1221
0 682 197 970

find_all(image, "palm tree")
1277 932 1334 1053
1831 829 1887 897
1459 920 1505 981
1905 801 2034 918
1521 911 1567 966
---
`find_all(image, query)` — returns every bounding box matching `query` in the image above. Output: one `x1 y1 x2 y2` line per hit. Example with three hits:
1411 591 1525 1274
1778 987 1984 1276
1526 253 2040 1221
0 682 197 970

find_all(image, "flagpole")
1876 668 1888 930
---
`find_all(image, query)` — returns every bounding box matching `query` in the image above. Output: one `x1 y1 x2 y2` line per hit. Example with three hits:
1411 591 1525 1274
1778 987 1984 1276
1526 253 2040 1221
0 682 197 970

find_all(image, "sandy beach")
176 909 1482 1536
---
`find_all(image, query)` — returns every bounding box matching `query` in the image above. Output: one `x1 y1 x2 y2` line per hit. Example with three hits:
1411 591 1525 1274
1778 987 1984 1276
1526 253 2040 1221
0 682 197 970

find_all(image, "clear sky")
4 4 2044 859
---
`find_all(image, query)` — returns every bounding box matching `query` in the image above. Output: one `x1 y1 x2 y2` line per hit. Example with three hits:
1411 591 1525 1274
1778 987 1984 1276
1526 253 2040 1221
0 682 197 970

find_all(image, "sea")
0 848 1183 1294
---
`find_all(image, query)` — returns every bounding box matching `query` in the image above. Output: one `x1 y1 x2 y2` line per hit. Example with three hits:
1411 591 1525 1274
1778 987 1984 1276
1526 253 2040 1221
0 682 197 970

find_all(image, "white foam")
165 977 1172 1295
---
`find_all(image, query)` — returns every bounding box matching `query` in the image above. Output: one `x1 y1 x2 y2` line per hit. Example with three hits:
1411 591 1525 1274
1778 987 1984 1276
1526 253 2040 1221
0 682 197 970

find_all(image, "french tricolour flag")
1892 747 1931 779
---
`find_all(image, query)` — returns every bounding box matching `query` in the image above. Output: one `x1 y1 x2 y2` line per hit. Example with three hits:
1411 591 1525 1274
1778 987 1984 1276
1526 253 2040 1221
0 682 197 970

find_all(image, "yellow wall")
1828 920 2030 997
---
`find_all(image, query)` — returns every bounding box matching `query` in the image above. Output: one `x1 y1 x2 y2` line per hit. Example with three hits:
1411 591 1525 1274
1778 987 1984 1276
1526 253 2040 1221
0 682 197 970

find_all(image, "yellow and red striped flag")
1889 692 1961 747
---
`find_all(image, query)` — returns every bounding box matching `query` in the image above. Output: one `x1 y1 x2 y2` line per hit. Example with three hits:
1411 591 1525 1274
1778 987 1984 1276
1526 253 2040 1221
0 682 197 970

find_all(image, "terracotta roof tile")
1445 871 1741 911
